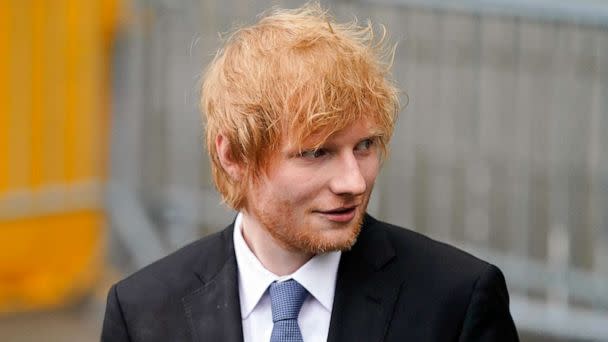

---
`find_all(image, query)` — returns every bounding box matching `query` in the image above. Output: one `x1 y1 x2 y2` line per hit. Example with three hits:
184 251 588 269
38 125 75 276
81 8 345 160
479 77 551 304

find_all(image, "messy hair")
201 2 400 210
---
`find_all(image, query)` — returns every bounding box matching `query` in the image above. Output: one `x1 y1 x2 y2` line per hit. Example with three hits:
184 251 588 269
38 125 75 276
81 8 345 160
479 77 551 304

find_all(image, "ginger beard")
248 186 372 254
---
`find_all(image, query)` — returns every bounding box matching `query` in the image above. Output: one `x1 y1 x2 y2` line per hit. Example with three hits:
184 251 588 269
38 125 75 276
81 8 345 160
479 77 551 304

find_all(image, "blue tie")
269 279 309 342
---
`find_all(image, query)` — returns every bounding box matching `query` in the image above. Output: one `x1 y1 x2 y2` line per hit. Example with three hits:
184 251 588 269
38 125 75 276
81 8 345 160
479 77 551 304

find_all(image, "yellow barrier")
0 0 117 313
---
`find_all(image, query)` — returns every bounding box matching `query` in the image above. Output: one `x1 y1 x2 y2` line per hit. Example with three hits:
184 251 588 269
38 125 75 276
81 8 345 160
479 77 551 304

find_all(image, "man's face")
243 120 381 254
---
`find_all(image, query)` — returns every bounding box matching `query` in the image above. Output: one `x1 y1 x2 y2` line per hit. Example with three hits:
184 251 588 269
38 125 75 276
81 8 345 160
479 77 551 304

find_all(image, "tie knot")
269 279 309 323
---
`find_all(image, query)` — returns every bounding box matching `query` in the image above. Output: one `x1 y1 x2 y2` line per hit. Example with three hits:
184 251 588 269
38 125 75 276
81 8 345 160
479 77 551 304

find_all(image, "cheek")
361 158 381 185
272 169 326 201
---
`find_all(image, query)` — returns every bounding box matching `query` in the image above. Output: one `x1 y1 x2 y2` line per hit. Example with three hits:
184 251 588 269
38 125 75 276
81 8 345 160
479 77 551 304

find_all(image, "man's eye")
355 139 374 151
299 149 327 159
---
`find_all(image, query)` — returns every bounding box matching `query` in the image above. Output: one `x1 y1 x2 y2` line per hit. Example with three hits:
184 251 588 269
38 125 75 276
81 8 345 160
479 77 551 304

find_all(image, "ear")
215 133 242 181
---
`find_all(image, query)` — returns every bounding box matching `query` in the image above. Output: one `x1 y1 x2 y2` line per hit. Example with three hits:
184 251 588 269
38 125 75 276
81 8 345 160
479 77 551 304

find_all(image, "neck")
240 212 313 276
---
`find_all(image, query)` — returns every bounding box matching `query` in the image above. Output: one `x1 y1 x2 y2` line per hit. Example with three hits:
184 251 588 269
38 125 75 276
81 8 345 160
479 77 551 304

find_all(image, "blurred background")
1 0 607 341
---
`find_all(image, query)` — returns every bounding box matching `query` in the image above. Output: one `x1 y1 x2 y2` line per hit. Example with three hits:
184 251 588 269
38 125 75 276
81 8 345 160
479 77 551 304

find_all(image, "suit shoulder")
368 217 492 281
360 217 517 339
113 226 233 301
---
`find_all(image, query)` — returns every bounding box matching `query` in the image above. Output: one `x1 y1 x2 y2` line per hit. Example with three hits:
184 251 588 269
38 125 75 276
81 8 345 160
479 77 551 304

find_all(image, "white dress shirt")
233 213 341 342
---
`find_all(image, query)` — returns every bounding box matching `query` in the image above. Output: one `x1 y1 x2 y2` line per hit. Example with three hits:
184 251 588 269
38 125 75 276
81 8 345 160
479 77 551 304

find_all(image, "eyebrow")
284 128 383 151
308 134 381 150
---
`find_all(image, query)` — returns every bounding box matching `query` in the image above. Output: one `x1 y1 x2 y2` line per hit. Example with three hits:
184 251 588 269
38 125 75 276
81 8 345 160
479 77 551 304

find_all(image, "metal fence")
108 0 608 340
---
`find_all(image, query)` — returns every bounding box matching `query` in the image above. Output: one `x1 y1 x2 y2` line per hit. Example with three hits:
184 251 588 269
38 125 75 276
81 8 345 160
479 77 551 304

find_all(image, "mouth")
315 205 358 223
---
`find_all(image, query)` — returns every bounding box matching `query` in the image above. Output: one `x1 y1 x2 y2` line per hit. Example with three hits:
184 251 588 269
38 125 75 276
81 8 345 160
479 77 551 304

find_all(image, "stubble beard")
253 193 371 255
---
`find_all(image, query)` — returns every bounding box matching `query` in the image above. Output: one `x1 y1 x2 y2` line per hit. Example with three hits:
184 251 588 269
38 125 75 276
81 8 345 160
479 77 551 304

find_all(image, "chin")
258 205 367 255
288 215 364 254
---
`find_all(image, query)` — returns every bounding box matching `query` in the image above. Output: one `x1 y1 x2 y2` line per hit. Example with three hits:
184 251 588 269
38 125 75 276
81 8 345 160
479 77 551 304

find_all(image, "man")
102 3 519 341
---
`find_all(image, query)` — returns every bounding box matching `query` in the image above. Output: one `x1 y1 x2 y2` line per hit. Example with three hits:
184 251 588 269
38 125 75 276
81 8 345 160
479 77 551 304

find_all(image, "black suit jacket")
102 214 519 341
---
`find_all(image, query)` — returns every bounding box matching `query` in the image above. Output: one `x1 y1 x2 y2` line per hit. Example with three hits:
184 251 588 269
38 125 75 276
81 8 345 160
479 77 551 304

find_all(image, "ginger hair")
201 2 400 210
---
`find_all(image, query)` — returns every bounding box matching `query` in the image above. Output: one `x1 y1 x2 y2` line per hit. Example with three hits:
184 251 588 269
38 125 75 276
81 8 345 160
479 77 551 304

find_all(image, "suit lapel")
327 215 405 342
182 224 244 342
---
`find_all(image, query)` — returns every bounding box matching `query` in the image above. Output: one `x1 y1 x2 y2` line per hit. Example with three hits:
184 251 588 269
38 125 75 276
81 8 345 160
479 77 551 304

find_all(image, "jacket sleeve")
458 264 520 342
101 284 132 342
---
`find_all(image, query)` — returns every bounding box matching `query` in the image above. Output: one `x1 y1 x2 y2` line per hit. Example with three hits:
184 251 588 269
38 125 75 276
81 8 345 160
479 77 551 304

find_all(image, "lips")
323 206 356 214
315 205 358 223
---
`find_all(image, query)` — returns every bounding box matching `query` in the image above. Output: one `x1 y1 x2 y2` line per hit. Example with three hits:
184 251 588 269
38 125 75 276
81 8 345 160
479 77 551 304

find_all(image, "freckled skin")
243 120 380 254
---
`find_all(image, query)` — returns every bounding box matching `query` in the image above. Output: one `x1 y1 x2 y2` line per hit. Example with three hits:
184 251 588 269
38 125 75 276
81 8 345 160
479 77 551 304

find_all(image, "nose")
328 153 367 196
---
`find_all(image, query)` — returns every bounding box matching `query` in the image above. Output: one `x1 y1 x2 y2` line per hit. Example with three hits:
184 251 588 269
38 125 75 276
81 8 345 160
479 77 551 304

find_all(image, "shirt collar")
233 212 341 319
